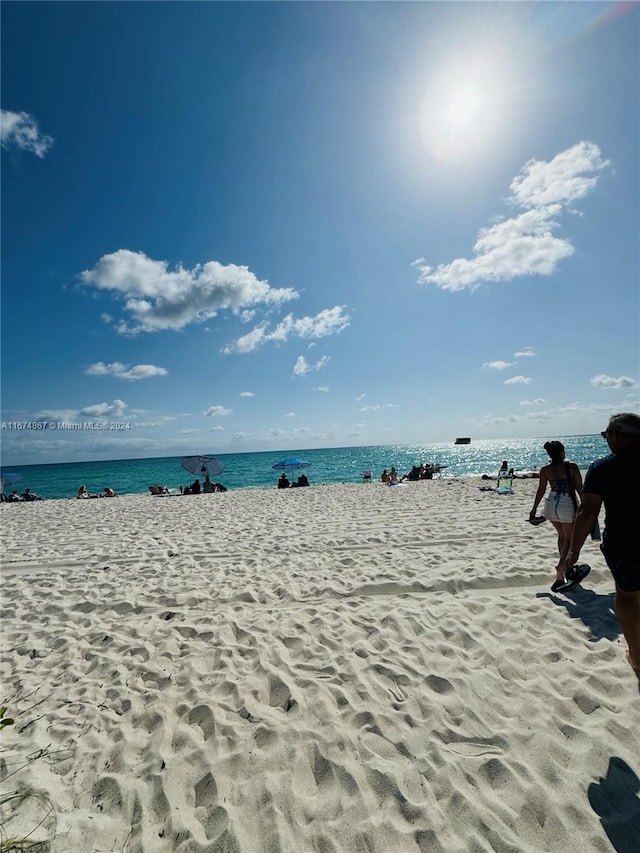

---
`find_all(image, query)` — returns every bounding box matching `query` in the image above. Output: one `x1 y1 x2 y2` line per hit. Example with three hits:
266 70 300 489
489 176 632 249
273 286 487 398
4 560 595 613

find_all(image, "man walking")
566 413 640 672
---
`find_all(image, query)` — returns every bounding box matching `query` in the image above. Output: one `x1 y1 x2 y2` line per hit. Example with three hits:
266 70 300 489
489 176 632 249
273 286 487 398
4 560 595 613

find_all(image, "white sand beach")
1 477 639 852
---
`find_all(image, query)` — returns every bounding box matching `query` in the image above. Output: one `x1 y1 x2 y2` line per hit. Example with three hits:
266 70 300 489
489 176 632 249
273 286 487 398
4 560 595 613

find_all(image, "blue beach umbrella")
272 457 311 476
0 472 21 490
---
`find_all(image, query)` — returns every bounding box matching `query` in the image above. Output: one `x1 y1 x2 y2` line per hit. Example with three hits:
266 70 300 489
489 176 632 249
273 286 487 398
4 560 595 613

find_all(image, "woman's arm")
529 469 548 517
571 463 583 498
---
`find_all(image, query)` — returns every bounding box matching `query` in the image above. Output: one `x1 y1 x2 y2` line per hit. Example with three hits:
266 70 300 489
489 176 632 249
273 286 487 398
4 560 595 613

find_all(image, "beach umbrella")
181 455 224 479
272 457 311 476
0 472 21 490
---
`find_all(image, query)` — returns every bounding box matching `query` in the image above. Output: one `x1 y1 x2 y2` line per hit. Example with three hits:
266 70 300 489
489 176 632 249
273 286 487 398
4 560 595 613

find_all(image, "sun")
445 86 482 131
419 52 513 162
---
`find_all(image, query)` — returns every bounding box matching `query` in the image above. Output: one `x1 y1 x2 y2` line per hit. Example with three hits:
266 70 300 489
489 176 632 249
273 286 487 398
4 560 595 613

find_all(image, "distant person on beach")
277 473 290 489
78 485 100 498
7 490 23 502
191 479 201 495
389 467 399 484
77 485 95 499
529 441 583 590
296 473 310 487
103 487 116 497
565 413 640 673
203 475 213 493
381 469 389 483
149 485 169 495
21 488 42 501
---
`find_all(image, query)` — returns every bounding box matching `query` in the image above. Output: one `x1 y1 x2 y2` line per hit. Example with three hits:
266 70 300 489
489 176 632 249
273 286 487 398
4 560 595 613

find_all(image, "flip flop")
556 564 591 593
528 516 546 526
551 578 567 592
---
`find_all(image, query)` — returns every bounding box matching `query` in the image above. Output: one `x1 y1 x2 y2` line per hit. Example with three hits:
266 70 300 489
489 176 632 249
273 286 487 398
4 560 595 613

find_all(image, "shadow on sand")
536 586 619 642
588 757 640 852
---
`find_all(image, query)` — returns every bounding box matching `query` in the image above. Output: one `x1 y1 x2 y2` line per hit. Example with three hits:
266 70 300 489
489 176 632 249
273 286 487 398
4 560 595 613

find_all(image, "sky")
1 1 638 466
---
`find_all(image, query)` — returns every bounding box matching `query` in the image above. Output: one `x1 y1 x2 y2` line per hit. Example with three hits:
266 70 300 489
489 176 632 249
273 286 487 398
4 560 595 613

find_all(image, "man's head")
602 413 640 451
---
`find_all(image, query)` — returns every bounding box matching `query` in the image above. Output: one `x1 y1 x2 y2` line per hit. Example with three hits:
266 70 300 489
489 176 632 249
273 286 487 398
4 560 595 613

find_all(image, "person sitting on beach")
212 482 228 492
296 473 310 487
380 469 389 483
405 465 421 482
203 475 213 493
7 490 23 502
191 479 201 495
103 487 116 497
529 440 583 590
389 467 399 484
77 485 90 499
149 484 169 495
278 473 290 489
21 488 42 501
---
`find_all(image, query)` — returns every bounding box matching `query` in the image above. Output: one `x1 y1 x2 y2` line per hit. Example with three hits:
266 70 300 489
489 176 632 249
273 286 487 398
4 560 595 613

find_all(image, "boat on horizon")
454 437 471 445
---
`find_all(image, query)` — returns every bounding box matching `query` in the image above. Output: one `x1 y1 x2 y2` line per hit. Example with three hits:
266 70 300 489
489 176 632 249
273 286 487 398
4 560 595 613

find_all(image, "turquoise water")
1 435 607 500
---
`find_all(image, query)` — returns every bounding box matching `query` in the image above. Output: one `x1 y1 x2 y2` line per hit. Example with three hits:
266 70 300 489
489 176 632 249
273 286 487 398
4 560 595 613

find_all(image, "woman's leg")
557 522 574 567
549 520 565 581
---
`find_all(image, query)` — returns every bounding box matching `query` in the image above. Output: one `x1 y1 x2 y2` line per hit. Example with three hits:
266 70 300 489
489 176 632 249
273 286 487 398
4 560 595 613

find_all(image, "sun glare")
446 86 481 130
420 51 513 162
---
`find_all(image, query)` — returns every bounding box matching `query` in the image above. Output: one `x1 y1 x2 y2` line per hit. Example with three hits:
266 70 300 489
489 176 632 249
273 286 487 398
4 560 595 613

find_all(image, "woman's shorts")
543 492 576 523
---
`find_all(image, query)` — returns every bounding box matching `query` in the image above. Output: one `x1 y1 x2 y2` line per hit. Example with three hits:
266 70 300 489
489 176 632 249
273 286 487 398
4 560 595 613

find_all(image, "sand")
1 478 639 852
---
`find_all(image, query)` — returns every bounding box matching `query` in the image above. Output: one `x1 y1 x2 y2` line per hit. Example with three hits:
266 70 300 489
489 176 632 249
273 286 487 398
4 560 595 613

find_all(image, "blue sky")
1 1 638 465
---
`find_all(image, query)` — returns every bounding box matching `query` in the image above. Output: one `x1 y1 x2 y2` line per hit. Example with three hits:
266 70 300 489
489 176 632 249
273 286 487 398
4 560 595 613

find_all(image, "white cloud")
180 429 200 435
222 307 350 354
519 398 546 406
239 391 255 397
590 374 638 390
483 360 513 371
81 249 298 334
210 425 224 431
514 346 536 357
284 412 297 418
415 142 610 291
504 375 532 385
510 142 611 209
81 399 127 417
1 110 54 158
33 408 79 421
355 393 365 402
86 361 168 380
204 405 232 417
293 355 330 376
359 403 400 412
314 386 329 392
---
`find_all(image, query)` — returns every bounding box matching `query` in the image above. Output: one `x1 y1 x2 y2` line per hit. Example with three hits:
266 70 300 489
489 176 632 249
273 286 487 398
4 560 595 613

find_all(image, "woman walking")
529 441 583 590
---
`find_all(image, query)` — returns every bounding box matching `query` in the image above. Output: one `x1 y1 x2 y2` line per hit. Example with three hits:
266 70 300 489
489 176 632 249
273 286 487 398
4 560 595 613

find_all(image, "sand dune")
1 478 638 852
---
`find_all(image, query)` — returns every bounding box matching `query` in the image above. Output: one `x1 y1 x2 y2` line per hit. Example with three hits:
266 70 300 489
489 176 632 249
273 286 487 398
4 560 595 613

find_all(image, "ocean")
1 435 608 500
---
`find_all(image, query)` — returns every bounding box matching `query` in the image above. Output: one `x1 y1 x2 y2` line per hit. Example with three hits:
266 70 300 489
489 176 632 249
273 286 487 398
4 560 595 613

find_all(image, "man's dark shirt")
583 447 640 559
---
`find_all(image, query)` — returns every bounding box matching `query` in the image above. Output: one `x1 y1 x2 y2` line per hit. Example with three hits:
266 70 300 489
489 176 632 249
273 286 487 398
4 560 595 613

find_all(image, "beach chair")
496 475 513 495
